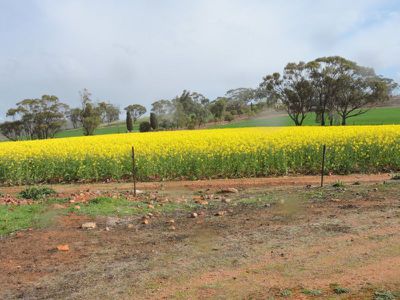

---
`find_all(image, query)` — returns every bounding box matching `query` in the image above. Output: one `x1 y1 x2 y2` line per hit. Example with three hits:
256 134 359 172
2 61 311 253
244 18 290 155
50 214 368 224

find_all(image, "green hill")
210 107 400 129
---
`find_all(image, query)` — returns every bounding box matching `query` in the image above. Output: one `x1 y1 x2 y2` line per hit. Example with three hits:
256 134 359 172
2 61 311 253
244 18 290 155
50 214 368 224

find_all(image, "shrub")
224 112 234 122
139 121 152 132
19 186 56 200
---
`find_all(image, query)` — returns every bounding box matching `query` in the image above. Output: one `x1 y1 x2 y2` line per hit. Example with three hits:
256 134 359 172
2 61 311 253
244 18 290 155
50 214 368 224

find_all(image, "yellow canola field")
0 126 399 184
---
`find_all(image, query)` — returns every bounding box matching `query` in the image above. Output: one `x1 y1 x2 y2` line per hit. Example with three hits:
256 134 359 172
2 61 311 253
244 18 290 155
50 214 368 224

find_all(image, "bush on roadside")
139 121 152 132
19 186 56 200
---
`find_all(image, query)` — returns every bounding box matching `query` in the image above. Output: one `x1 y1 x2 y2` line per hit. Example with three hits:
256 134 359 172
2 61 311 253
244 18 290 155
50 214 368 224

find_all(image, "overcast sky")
0 0 399 119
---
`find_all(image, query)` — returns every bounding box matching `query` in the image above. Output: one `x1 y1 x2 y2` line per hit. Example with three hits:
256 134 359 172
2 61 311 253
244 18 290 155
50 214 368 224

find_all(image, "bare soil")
0 175 399 299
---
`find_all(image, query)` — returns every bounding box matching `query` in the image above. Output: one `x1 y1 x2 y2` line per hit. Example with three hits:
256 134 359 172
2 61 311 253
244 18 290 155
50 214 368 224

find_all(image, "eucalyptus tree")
260 62 315 126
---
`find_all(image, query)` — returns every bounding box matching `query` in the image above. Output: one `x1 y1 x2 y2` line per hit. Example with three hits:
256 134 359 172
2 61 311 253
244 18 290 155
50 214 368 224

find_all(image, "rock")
166 219 175 224
218 188 239 194
127 224 134 229
105 227 110 231
215 211 227 216
142 219 149 225
74 205 81 210
190 212 198 218
148 204 155 209
169 225 176 231
195 199 208 205
81 222 97 230
221 197 231 203
57 244 69 251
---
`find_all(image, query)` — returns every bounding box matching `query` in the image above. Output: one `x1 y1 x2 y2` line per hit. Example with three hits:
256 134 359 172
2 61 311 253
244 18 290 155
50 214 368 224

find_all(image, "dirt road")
0 177 399 299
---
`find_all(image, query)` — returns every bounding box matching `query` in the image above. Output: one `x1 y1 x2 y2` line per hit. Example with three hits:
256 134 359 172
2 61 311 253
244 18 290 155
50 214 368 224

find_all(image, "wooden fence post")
132 146 136 196
321 145 326 187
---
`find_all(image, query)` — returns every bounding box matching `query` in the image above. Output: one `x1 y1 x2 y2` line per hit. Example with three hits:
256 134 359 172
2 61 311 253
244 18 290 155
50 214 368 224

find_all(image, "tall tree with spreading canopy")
260 62 315 126
125 104 147 124
310 56 397 125
79 89 101 136
98 101 120 124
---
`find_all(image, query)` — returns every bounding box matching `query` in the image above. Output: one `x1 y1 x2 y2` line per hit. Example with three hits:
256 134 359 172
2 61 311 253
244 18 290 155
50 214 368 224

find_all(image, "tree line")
1 56 397 140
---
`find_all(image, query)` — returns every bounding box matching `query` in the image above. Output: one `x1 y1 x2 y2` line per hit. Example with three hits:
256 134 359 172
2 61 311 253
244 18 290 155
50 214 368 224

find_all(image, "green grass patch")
0 202 65 236
72 197 203 217
55 118 149 138
236 194 274 207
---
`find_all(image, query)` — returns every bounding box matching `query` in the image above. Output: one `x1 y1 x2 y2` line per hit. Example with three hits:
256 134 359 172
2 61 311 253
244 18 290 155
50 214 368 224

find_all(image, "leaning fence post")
321 144 326 187
132 146 136 196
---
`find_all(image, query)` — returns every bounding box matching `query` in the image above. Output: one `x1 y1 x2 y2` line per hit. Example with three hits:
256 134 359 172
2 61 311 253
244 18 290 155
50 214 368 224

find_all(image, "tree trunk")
321 111 325 126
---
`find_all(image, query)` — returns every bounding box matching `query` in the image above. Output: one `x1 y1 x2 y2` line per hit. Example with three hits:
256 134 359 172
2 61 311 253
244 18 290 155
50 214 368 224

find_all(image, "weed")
19 186 56 200
280 289 292 297
332 181 345 188
330 283 350 294
374 290 396 300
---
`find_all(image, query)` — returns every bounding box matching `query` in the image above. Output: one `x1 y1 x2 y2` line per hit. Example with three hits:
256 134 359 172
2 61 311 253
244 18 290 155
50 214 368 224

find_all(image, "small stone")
105 227 110 231
166 219 175 224
142 219 149 225
127 224 134 229
69 199 75 203
81 222 97 229
221 197 231 203
215 211 227 216
169 225 176 231
195 199 208 205
57 244 69 251
190 212 198 218
148 204 155 209
74 205 81 210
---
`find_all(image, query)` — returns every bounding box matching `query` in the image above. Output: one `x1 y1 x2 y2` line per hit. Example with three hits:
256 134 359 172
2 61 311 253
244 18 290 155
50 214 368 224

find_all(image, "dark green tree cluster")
259 56 398 126
68 89 121 134
150 88 267 130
